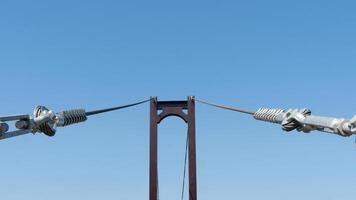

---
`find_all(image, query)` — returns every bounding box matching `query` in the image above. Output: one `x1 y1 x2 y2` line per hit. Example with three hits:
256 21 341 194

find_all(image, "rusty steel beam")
149 97 158 200
188 96 197 200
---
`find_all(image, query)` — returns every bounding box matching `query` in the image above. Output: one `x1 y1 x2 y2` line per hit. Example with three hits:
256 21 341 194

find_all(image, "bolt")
15 120 30 130
0 122 9 133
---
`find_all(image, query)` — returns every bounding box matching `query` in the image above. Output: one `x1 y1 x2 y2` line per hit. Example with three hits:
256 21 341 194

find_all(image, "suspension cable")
0 99 151 140
180 131 189 200
157 167 160 200
85 99 150 116
195 99 255 115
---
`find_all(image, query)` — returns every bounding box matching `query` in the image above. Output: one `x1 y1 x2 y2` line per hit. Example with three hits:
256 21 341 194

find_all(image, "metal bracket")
0 114 32 140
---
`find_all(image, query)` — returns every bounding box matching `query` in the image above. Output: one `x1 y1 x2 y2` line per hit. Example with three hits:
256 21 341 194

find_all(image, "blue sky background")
1 0 356 199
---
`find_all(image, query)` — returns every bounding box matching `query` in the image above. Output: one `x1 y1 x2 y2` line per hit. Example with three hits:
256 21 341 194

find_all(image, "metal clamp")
0 115 32 140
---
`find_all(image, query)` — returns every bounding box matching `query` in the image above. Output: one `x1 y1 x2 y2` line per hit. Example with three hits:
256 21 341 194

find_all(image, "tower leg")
188 96 197 200
149 98 158 200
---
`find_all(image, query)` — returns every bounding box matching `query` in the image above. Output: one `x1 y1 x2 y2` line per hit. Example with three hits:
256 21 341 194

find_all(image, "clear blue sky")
1 0 356 199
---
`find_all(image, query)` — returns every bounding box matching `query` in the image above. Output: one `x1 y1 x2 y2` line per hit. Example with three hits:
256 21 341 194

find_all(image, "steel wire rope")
180 131 189 200
85 99 150 116
195 99 255 115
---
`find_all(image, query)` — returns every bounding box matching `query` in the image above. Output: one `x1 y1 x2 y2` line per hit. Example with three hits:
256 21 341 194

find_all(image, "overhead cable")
197 99 356 137
0 99 150 140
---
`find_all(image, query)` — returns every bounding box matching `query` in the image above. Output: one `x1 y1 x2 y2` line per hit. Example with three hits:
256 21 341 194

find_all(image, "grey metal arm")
254 108 356 137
